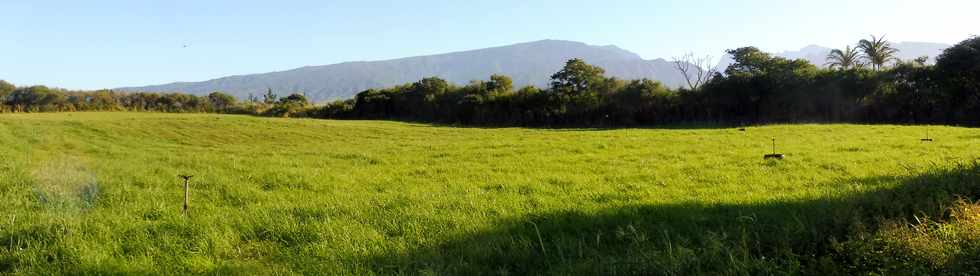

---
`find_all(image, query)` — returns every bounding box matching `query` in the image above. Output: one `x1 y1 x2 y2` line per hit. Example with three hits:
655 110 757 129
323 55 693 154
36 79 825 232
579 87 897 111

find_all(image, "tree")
550 58 606 96
671 53 717 90
913 56 929 67
353 89 395 118
0 80 14 95
0 80 14 106
610 79 672 124
7 86 67 110
279 93 309 105
549 58 610 122
716 47 819 122
935 36 980 79
724 47 776 75
262 88 278 104
412 77 451 98
487 74 513 93
268 93 310 117
207 91 237 111
934 36 980 122
314 99 355 118
858 35 900 71
825 45 862 70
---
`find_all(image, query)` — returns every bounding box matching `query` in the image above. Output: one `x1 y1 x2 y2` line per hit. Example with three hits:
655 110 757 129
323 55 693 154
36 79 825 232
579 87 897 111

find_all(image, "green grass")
1 112 979 274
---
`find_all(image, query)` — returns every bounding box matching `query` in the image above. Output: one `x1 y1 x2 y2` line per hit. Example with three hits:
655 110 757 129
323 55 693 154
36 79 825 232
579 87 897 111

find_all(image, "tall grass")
0 112 978 274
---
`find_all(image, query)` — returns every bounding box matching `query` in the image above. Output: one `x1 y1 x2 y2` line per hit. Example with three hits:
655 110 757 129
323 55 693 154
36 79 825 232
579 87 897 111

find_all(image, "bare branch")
672 53 717 91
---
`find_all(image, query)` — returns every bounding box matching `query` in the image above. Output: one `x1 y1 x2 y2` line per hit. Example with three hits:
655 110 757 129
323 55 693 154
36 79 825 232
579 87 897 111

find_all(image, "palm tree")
825 45 862 70
857 35 900 70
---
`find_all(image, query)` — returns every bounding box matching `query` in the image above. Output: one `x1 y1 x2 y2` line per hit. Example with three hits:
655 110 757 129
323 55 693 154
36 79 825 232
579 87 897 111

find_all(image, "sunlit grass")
0 112 978 274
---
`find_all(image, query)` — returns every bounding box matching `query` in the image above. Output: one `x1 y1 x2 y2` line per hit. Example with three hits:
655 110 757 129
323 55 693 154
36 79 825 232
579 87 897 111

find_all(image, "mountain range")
120 40 951 102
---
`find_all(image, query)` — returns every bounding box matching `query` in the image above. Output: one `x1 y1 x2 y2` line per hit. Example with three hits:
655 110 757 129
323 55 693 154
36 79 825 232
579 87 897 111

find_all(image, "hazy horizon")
2 0 976 90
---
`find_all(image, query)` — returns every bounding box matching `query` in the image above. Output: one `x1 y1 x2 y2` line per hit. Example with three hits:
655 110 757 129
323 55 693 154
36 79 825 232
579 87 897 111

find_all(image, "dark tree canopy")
936 36 980 82
208 91 238 111
263 88 278 104
934 36 980 120
0 80 14 95
280 93 309 105
487 74 513 94
550 58 607 96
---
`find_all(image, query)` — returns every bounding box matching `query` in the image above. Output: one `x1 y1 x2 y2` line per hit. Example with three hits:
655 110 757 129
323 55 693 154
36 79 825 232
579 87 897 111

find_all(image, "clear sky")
1 0 976 90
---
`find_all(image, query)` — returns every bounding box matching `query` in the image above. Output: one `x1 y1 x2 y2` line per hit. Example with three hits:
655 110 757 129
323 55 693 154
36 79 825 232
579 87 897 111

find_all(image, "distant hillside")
119 40 688 102
120 40 953 101
715 42 951 71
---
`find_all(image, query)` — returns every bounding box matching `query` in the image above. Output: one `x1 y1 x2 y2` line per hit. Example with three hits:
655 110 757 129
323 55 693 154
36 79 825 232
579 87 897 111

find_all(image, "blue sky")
1 0 976 90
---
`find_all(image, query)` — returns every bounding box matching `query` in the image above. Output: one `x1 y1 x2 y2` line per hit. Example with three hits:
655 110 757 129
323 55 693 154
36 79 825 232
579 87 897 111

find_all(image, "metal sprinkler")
179 175 193 216
764 138 784 159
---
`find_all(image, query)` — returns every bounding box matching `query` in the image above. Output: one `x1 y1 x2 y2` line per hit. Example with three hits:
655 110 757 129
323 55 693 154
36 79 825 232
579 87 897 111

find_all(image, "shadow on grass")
365 161 980 275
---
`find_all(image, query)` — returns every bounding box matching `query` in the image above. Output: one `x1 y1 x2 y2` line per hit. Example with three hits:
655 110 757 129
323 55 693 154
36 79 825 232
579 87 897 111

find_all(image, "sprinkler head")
764 153 785 159
764 138 783 159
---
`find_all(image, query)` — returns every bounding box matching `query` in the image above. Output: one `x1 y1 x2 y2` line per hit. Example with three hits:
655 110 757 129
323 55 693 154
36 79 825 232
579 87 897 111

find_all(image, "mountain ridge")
117 40 686 102
120 39 952 102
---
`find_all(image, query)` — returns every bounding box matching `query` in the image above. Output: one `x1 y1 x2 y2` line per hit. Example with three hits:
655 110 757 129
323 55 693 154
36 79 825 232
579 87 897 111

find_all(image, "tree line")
0 83 310 117
2 36 978 126
314 35 979 126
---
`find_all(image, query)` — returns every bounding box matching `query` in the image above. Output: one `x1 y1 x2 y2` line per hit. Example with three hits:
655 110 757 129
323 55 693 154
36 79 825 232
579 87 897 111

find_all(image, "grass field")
1 112 979 274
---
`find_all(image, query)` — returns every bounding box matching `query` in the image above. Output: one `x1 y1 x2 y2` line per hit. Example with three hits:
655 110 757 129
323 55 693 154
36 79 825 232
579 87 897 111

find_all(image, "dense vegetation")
2 36 977 126
0 82 307 117
1 113 978 274
317 36 979 126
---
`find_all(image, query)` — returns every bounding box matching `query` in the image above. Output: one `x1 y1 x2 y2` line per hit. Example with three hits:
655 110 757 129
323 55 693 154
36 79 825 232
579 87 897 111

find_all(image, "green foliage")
858 35 901 71
265 93 311 117
548 59 623 123
550 58 607 96
311 99 354 118
487 74 513 93
0 83 222 113
608 79 673 124
0 80 14 95
326 36 978 126
262 88 278 104
936 36 980 76
207 91 237 112
280 93 308 105
934 36 980 121
702 47 820 122
724 46 779 75
826 45 863 70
